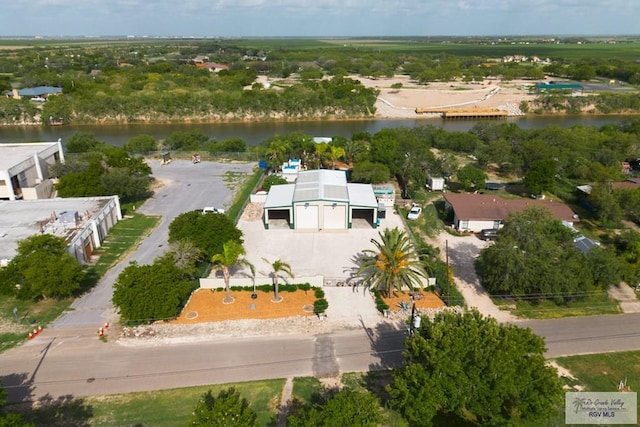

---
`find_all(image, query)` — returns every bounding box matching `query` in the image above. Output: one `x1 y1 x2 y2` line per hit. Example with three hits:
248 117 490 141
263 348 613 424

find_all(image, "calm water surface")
0 116 633 147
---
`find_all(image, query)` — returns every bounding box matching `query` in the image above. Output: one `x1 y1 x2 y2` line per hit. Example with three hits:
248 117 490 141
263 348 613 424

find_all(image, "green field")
2 36 640 60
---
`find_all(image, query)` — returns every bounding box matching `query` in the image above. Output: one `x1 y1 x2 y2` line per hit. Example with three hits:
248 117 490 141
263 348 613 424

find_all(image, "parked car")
202 206 225 214
479 229 498 241
407 205 422 220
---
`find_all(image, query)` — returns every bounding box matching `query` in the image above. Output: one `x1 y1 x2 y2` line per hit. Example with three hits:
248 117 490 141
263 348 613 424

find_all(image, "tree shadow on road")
2 372 94 426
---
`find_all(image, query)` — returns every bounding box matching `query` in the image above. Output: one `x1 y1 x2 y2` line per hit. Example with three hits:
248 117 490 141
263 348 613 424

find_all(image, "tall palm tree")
357 227 427 297
211 240 255 304
262 258 294 302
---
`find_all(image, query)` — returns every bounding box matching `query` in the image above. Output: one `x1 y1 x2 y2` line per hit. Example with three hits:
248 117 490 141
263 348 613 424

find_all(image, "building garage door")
295 204 319 229
323 204 346 229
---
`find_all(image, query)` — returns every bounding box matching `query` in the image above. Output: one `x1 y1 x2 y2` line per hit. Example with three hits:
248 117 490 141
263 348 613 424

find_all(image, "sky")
3 0 639 38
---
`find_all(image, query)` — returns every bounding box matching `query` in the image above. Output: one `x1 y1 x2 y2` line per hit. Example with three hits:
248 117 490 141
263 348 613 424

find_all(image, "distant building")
534 82 583 93
0 140 64 200
6 86 62 100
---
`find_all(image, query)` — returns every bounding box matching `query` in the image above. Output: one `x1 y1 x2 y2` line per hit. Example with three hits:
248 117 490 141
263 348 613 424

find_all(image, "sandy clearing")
364 76 537 119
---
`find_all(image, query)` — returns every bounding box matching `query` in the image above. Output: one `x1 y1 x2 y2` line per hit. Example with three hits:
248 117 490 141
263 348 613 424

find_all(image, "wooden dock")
415 108 508 119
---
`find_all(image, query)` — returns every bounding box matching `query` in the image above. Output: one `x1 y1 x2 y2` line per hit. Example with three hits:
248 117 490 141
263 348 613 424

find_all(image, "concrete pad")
238 207 408 328
239 208 406 282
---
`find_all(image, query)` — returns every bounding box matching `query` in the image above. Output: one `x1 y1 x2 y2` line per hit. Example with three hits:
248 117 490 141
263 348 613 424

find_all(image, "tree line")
1 39 639 124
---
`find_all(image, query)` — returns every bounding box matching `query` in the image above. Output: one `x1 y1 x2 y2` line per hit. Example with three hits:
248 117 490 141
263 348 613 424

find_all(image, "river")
0 116 634 147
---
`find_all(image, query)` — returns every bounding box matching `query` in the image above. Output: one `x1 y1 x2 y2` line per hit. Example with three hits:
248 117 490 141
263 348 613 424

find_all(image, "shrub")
372 289 389 313
314 288 325 298
313 298 329 315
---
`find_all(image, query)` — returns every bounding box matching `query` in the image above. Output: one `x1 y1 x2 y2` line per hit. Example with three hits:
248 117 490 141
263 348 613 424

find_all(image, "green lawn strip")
226 167 264 224
85 213 160 278
555 351 640 393
17 379 284 426
494 293 622 319
554 351 640 426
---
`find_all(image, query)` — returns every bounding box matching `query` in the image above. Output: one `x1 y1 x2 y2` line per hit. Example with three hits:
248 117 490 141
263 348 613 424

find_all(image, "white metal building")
0 196 122 266
0 140 65 200
262 170 379 230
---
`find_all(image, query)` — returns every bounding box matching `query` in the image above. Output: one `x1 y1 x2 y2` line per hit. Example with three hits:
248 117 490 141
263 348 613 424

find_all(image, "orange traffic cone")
38 325 43 333
28 332 33 339
98 327 104 337
104 322 109 329
33 328 38 336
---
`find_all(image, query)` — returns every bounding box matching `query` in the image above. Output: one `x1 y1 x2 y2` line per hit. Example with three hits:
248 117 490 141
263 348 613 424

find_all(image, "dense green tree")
65 132 103 153
455 164 487 191
55 163 106 197
101 167 151 203
287 388 381 427
612 230 640 285
589 182 623 225
216 137 247 153
164 130 211 151
261 175 288 191
476 207 598 301
112 255 193 324
211 240 255 304
0 234 84 300
351 161 390 184
388 309 564 426
524 159 557 195
168 210 243 259
357 227 427 297
187 387 257 427
124 134 157 154
262 258 294 302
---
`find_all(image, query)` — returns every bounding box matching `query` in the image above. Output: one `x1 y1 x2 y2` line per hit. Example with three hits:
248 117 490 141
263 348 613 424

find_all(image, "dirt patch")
170 288 317 324
383 292 446 312
241 202 264 221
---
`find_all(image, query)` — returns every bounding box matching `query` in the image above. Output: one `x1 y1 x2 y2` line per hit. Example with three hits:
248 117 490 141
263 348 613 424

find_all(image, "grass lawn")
18 379 284 427
555 351 640 393
85 213 160 280
493 292 622 319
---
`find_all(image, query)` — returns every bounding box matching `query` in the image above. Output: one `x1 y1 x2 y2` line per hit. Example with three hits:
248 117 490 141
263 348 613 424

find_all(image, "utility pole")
445 239 450 305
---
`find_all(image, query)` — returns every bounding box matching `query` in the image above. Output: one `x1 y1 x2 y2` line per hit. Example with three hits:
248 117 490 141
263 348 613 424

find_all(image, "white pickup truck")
202 207 225 214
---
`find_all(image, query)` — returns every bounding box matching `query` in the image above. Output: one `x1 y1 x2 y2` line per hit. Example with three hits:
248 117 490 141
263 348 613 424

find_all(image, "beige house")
0 140 64 200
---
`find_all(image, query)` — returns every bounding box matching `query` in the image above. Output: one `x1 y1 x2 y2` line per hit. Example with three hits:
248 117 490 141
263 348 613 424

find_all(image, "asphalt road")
52 159 255 328
2 313 640 403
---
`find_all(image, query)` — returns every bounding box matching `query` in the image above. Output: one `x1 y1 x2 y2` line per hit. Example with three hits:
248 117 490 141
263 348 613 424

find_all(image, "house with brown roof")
443 193 578 232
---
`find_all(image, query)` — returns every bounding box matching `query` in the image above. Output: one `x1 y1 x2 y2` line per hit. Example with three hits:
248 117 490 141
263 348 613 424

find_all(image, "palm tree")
211 240 255 304
262 258 294 302
357 227 427 297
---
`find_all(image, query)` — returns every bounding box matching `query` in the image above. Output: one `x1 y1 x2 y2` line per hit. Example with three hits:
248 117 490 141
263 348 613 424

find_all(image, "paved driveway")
53 160 256 328
238 209 408 327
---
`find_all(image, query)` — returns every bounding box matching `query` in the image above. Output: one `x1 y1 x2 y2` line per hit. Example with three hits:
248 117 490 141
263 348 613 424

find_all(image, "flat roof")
264 184 295 209
0 197 112 262
348 183 378 208
0 142 60 172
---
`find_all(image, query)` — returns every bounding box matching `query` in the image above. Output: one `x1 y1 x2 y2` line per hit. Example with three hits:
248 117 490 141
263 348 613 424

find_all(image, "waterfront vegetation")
1 36 640 125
